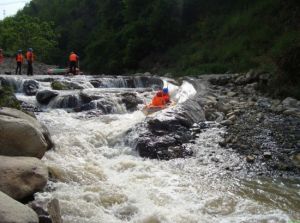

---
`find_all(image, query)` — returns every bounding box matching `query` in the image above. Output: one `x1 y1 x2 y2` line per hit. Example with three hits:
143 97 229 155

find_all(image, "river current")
2 74 299 223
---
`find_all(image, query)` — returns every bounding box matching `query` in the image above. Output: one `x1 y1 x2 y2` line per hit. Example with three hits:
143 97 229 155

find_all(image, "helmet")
28 48 33 51
163 88 169 93
18 50 22 53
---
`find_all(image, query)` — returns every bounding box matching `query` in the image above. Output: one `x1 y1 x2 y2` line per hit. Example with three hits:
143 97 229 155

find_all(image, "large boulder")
121 92 143 111
0 107 54 158
127 98 205 160
0 191 39 223
0 156 48 200
23 80 39 96
36 90 59 104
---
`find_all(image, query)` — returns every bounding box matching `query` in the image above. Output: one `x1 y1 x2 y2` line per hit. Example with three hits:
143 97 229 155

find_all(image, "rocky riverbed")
0 70 299 222
199 72 300 177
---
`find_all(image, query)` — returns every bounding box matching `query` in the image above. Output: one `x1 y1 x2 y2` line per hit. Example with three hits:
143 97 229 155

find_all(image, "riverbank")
196 72 300 178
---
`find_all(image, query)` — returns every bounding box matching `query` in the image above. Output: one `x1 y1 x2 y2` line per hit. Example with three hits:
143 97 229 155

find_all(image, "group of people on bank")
0 49 79 76
15 48 34 75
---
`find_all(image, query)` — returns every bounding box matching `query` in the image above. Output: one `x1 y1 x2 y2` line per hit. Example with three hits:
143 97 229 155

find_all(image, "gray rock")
220 120 233 126
0 156 48 200
228 115 236 121
283 108 300 117
263 152 272 159
227 91 237 97
0 107 54 158
0 191 39 223
23 80 40 96
282 97 298 108
246 155 255 163
36 90 59 104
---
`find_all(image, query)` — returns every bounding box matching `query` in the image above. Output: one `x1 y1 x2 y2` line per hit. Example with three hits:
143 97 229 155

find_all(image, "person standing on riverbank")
15 50 24 75
69 51 79 75
26 48 34 76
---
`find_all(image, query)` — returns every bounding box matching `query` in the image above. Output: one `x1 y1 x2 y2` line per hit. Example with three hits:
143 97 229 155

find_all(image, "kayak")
47 68 80 75
142 101 176 115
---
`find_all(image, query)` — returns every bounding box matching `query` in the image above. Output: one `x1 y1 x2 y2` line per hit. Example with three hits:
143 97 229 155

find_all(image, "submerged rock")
0 156 48 200
0 191 39 223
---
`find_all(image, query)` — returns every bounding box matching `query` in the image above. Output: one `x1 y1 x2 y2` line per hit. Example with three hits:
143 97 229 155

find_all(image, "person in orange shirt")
0 49 3 64
15 50 24 75
69 51 79 75
162 88 170 104
151 91 166 107
26 48 34 76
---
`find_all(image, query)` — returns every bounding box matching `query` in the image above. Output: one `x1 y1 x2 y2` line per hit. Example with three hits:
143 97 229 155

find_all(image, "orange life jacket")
16 54 23 63
69 53 78 62
26 51 34 62
162 93 170 103
151 96 166 107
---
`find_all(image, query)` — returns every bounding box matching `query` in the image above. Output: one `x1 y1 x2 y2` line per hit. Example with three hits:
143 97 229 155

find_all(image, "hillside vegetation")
0 0 299 97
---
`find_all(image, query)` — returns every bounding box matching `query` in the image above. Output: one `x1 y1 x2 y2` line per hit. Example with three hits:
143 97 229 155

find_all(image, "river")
2 74 300 223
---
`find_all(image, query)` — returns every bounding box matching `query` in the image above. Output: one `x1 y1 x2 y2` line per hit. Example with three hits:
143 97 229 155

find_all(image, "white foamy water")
34 111 298 223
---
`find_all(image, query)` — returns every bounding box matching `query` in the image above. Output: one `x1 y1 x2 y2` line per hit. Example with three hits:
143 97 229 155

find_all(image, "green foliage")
0 86 21 109
14 0 299 83
0 14 58 63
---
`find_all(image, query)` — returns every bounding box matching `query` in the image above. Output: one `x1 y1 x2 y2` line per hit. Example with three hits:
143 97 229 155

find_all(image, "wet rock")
52 95 81 109
282 97 298 108
0 191 39 223
228 115 236 121
220 120 233 126
227 91 237 97
209 76 232 86
36 90 59 104
47 198 63 223
90 80 102 88
121 92 143 111
216 102 232 114
283 108 300 117
23 80 39 96
234 70 260 85
127 96 205 160
0 156 48 200
0 107 54 158
246 155 255 163
263 152 272 159
292 153 300 167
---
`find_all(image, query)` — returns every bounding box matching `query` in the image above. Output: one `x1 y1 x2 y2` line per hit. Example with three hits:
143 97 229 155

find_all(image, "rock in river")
0 191 39 223
0 156 48 200
0 107 54 158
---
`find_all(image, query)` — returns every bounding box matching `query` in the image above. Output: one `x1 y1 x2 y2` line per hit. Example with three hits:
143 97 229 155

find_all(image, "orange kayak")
142 101 176 115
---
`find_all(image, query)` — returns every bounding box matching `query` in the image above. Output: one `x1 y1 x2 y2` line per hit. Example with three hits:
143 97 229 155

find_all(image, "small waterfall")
48 93 81 109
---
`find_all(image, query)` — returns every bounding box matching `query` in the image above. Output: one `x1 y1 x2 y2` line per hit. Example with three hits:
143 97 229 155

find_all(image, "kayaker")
15 50 24 75
162 88 170 104
26 48 34 76
69 51 79 75
151 91 166 107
